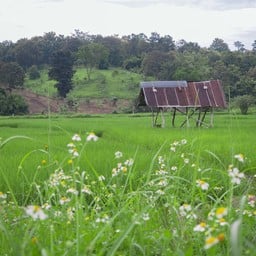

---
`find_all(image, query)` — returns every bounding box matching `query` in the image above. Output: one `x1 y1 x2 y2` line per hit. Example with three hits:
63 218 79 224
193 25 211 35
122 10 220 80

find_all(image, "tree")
209 38 230 52
142 50 171 79
76 43 109 80
176 40 201 53
251 40 256 52
48 50 75 98
234 41 245 52
0 61 25 89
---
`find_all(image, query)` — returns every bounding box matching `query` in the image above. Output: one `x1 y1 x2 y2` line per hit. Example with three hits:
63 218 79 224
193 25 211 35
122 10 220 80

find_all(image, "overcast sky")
1 0 256 49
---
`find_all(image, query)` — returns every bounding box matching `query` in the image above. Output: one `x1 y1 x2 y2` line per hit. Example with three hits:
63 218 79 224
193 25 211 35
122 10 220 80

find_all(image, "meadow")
0 112 256 255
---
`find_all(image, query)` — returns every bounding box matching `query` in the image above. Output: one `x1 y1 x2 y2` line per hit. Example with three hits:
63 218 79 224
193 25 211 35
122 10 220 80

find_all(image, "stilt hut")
137 80 227 127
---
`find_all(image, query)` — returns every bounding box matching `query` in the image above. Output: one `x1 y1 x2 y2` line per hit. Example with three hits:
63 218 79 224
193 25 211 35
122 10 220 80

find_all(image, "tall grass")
0 113 256 255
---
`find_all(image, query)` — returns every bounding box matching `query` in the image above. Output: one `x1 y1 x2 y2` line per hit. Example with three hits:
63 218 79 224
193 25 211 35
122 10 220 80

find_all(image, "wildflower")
42 202 51 210
66 188 79 195
0 191 7 199
67 142 75 148
215 207 228 219
158 156 165 164
156 169 168 175
142 213 150 221
95 214 110 223
193 222 207 232
98 175 105 181
181 139 187 145
86 132 98 142
217 233 225 242
31 237 38 244
68 147 79 158
124 158 134 166
184 158 190 164
248 195 256 207
25 205 48 220
171 166 177 171
170 146 176 152
67 207 75 221
72 134 81 141
41 159 47 165
155 189 165 195
216 218 228 226
59 197 71 205
204 236 219 249
81 185 92 195
112 168 119 177
115 151 123 159
68 159 73 165
179 204 192 216
234 153 244 163
196 179 209 190
228 166 245 184
179 204 197 219
158 179 168 187
121 166 127 173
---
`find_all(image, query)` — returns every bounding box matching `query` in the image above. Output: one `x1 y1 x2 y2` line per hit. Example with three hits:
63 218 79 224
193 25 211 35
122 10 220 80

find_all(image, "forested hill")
0 31 256 114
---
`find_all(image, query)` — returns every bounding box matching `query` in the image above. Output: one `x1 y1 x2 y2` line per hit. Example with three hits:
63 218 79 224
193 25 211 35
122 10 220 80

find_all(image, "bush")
0 89 28 115
28 65 40 80
233 95 255 114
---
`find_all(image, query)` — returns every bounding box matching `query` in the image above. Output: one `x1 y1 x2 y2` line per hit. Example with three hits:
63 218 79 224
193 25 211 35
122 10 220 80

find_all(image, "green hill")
25 67 145 100
23 67 146 114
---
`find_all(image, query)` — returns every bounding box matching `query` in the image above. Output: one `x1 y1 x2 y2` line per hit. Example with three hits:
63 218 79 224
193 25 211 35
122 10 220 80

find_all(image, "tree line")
0 30 256 114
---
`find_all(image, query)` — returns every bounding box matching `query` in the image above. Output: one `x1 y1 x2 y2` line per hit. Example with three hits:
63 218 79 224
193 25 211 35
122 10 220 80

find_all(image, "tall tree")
234 41 245 52
48 50 74 98
209 38 230 52
76 43 109 80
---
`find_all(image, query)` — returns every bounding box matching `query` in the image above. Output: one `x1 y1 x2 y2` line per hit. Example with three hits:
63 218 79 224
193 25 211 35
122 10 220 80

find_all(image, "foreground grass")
0 113 256 255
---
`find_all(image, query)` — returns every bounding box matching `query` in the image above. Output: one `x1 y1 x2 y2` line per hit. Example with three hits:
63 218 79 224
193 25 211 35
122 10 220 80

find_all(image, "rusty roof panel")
165 88 179 106
138 80 226 109
143 87 157 107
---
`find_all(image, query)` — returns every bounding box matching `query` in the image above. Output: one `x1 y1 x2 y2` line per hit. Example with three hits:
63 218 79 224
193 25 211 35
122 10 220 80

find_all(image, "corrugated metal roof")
138 80 227 108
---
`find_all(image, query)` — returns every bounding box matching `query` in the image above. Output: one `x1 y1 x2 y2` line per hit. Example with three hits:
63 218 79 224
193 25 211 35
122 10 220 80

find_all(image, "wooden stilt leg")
210 107 214 127
172 107 176 127
161 108 165 128
196 108 202 127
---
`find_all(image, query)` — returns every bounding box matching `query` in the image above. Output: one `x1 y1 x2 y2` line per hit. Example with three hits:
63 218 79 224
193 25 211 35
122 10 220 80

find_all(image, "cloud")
103 0 256 10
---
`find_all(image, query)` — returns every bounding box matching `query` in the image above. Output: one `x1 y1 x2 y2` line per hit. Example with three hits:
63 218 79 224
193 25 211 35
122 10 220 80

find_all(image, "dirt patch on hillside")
13 88 132 114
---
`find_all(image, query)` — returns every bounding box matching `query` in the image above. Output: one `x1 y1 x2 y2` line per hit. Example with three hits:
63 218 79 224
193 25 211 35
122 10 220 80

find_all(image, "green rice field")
0 112 255 255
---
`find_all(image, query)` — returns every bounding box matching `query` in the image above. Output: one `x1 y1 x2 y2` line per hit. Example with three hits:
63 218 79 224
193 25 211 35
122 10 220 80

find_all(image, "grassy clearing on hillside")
0 113 256 255
24 67 144 100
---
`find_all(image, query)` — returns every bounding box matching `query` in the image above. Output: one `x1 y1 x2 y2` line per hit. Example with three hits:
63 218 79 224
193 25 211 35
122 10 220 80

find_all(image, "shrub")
0 89 28 115
28 65 40 80
233 95 255 114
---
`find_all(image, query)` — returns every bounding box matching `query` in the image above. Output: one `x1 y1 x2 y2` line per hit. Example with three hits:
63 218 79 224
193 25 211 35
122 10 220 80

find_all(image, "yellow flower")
31 237 38 244
41 159 47 165
215 207 228 219
68 159 73 165
204 236 219 249
217 233 225 242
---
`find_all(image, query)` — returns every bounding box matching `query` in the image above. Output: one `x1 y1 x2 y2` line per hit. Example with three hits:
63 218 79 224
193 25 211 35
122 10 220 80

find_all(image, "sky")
1 0 256 50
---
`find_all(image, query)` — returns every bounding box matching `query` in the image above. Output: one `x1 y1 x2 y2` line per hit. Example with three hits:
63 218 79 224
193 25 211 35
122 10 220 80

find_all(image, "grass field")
0 112 256 255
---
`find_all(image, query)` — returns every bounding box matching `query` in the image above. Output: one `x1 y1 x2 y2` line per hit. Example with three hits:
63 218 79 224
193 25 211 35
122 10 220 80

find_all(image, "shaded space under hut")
137 80 227 128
